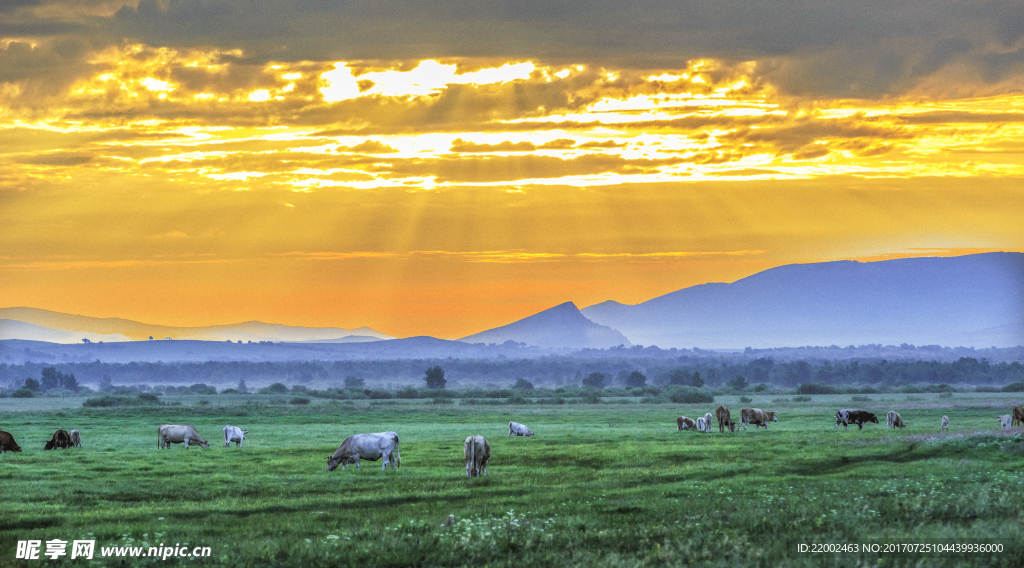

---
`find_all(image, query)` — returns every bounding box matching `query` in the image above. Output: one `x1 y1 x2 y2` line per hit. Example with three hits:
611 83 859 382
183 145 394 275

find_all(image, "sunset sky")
2 1 1024 338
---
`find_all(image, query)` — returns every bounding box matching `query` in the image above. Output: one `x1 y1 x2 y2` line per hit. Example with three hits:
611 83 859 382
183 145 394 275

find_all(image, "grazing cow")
999 415 1013 431
508 421 535 437
0 430 22 453
677 416 697 431
69 429 82 448
223 425 248 448
44 429 72 450
715 406 735 433
464 435 491 477
740 407 778 431
703 412 714 430
835 408 879 430
326 432 401 472
157 425 210 449
1013 406 1024 427
941 415 949 432
695 417 708 432
886 410 906 429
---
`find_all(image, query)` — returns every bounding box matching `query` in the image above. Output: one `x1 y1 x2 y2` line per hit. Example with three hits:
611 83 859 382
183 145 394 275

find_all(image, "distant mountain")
460 301 631 349
581 252 1024 349
0 319 130 344
0 307 394 343
0 336 546 365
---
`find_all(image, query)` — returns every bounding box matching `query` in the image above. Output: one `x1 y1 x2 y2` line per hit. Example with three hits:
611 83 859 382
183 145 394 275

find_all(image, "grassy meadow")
1 393 1023 567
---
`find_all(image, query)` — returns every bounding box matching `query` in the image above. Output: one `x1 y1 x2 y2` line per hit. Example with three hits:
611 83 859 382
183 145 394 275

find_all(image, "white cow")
886 410 906 429
223 425 248 448
157 425 210 449
703 412 714 431
999 415 1013 431
508 421 535 437
69 429 82 448
326 432 401 472
940 415 949 432
464 435 491 477
695 417 708 432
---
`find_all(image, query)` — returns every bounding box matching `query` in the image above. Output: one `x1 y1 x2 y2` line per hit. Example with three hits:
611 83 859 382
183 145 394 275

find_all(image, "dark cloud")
18 152 93 166
450 139 536 152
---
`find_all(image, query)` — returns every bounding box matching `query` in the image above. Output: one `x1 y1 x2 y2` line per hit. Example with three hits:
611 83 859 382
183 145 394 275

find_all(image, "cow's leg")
184 437 190 449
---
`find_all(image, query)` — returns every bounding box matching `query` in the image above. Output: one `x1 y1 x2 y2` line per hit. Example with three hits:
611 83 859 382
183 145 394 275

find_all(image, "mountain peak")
460 302 631 349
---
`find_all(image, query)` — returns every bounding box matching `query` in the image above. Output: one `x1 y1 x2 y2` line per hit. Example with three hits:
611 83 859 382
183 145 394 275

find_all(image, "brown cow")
44 429 72 450
715 405 735 432
1013 406 1024 427
0 430 22 453
677 416 697 431
741 407 778 431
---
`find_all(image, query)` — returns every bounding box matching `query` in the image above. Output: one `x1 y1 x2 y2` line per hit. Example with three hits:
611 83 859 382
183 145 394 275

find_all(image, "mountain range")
0 307 393 343
581 252 1023 348
1 252 1021 353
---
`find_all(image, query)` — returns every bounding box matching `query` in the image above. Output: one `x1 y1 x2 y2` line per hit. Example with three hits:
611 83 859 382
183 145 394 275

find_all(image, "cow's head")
43 439 55 450
869 414 879 424
767 411 778 422
198 441 210 449
325 454 348 472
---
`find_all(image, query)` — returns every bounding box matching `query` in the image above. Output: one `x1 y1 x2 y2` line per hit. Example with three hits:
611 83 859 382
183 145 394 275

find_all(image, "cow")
741 407 778 431
695 417 708 432
464 435 491 477
703 412 714 430
44 429 72 450
326 432 401 472
941 415 949 432
886 410 906 429
999 415 1013 431
835 408 878 430
223 425 248 448
677 416 697 431
157 425 210 449
69 429 82 448
0 430 22 453
508 421 535 437
1013 406 1024 427
715 405 735 433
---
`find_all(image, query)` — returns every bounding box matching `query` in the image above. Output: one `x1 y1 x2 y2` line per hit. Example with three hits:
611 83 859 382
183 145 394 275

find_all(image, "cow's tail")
156 427 161 449
393 434 401 470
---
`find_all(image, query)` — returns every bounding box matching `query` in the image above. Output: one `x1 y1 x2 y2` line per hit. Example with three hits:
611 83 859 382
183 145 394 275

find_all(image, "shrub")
513 378 535 390
739 396 752 403
663 386 714 404
11 388 34 398
792 395 812 402
220 388 240 394
753 384 768 392
582 372 608 389
772 397 790 403
581 391 601 404
83 395 161 407
797 383 839 395
974 385 1001 393
938 391 953 399
396 386 421 399
138 392 160 403
190 383 217 395
260 383 289 395
1002 382 1024 392
506 395 530 405
289 397 311 405
367 389 393 400
290 385 308 393
851 395 872 402
431 397 455 405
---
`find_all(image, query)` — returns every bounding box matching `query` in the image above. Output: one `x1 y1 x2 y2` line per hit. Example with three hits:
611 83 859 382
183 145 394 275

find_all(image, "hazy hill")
581 252 1024 349
0 319 130 344
460 301 631 349
0 307 393 343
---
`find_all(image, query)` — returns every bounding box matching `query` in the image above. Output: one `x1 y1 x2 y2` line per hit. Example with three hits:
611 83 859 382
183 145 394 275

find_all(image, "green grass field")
1 394 1023 567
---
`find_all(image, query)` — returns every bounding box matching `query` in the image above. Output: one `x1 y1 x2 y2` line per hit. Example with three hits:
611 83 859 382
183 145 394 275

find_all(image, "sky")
2 0 1024 338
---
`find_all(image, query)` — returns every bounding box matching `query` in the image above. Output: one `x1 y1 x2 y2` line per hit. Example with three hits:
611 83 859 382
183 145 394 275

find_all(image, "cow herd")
677 406 777 433
2 404 1023 475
